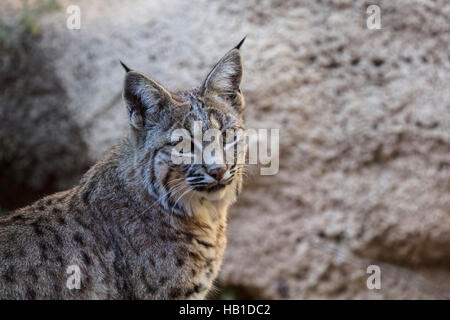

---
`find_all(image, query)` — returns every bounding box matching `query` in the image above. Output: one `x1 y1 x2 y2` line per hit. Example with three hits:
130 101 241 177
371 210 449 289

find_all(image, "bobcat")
0 38 247 299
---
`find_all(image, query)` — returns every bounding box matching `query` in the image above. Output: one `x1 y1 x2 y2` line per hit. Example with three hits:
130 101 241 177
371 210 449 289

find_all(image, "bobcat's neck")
76 142 230 236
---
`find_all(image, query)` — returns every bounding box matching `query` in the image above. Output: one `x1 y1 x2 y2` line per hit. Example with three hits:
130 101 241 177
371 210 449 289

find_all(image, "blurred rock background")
0 0 449 299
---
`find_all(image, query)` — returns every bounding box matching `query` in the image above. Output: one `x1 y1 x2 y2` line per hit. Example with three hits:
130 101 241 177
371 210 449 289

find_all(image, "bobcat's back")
0 153 228 299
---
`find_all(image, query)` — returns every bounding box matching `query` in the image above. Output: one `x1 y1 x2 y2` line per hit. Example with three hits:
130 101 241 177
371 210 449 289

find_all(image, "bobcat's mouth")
188 177 234 193
193 183 226 193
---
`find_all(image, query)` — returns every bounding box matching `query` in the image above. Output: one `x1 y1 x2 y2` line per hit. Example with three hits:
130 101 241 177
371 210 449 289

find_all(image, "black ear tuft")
235 36 247 50
120 60 131 72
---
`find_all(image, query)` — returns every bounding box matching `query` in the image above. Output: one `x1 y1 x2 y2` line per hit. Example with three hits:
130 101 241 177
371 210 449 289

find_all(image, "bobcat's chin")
192 180 236 203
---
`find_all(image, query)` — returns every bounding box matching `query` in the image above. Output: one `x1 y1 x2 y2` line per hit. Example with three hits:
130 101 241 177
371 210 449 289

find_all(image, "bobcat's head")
122 39 247 214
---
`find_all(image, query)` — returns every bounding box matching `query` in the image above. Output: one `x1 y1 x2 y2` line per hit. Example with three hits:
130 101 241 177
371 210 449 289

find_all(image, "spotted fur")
0 41 247 299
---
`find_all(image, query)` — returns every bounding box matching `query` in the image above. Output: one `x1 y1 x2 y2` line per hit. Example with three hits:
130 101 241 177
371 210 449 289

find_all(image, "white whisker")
172 187 191 210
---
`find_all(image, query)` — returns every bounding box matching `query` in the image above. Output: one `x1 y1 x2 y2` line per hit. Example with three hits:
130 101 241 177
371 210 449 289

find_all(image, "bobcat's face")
174 94 246 195
122 40 246 212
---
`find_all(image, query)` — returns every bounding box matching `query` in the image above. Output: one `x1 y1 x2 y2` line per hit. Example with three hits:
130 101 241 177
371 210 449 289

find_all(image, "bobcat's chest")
181 201 228 299
135 200 229 300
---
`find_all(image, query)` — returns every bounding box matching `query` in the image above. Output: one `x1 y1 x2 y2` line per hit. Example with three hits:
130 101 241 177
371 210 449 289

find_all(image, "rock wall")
0 1 89 209
1 0 449 298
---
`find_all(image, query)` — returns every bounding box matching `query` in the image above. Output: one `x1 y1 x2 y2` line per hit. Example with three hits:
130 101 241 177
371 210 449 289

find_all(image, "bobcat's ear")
123 71 173 130
199 41 244 104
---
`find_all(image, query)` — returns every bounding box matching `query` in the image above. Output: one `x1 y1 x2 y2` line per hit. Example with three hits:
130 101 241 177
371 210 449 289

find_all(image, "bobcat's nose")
207 165 227 181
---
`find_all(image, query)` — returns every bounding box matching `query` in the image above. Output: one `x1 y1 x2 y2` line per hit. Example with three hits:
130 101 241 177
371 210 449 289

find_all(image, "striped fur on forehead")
164 86 244 134
179 101 239 134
